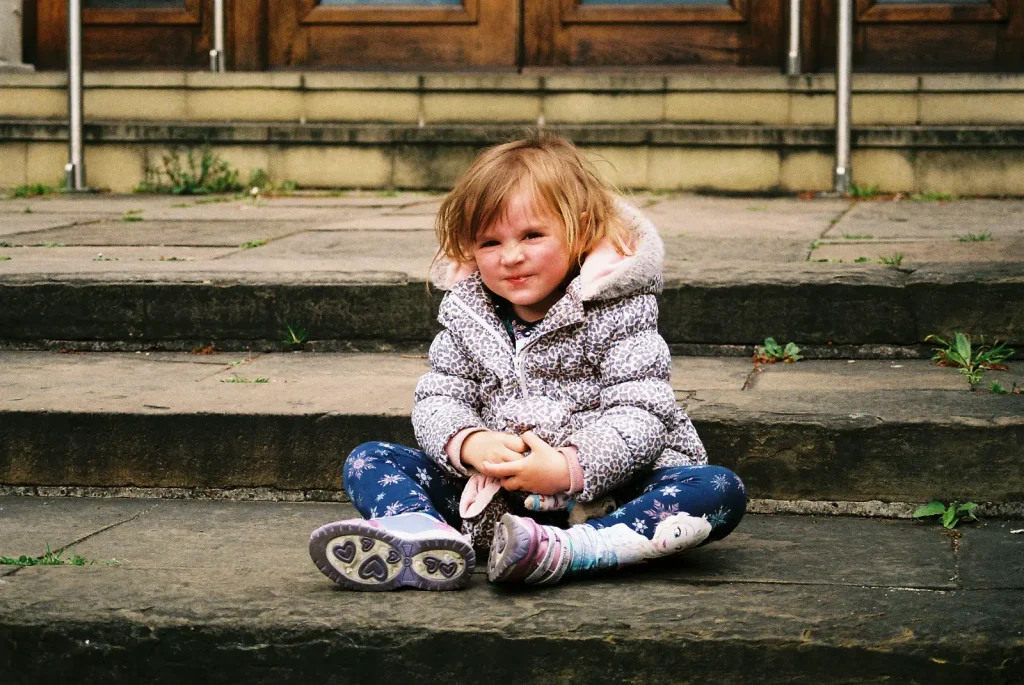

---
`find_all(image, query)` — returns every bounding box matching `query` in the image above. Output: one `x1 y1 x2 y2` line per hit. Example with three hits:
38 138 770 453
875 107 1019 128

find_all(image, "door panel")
266 0 515 69
813 0 1023 72
524 0 784 68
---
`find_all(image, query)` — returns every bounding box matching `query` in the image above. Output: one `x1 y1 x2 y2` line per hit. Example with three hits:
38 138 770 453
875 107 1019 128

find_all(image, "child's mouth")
506 276 530 286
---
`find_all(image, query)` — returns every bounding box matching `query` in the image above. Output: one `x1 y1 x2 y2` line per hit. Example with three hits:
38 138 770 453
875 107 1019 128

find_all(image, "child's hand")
461 430 527 473
480 431 571 495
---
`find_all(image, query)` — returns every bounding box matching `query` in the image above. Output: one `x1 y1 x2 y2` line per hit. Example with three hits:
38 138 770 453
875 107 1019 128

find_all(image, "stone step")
1 496 1021 683
2 352 1021 505
1 194 1022 349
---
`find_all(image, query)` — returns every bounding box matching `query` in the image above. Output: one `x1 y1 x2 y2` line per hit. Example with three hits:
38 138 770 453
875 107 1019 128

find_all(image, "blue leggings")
343 441 746 543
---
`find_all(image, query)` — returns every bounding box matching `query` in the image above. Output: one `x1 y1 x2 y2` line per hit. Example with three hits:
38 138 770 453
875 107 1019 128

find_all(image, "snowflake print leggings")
343 441 746 546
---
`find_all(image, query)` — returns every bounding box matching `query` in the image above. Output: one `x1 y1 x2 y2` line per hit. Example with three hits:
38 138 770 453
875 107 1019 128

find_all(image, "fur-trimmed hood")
428 199 664 302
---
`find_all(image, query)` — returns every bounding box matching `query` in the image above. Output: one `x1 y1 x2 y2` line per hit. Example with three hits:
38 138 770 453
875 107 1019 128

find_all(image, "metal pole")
210 0 225 72
786 0 801 76
65 0 85 190
834 0 853 194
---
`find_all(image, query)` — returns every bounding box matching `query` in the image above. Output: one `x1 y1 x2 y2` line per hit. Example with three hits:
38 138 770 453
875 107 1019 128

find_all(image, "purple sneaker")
309 512 475 591
488 513 544 583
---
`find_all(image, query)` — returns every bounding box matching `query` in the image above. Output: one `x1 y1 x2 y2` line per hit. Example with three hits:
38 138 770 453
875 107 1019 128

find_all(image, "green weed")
913 500 978 529
0 241 11 248
10 183 60 199
910 191 953 202
37 242 65 248
0 542 107 567
240 239 267 249
849 184 880 199
842 234 873 240
134 144 243 195
854 257 871 263
957 233 992 242
284 324 307 349
878 254 904 266
221 376 270 384
925 331 1014 388
120 209 144 223
23 205 31 213
0 255 10 262
754 337 802 364
989 380 1021 395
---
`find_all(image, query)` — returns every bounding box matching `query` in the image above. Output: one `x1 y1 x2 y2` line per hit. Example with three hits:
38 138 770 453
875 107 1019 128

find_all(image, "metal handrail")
210 0 225 72
834 0 853 194
787 0 801 76
65 0 85 190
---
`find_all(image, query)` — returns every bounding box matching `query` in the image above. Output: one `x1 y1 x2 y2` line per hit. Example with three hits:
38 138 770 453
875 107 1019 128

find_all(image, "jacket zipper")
450 294 540 398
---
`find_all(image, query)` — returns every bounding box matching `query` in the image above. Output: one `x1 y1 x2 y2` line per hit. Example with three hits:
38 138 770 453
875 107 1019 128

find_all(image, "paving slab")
813 238 1024 265
1 220 304 247
0 497 1020 684
827 199 1024 240
0 214 107 237
641 195 851 240
1 353 1021 502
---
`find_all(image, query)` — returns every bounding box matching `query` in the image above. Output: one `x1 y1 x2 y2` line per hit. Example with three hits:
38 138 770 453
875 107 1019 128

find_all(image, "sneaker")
488 513 552 583
309 512 475 591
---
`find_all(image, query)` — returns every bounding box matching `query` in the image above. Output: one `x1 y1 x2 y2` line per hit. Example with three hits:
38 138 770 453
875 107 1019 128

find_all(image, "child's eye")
479 240 500 248
525 232 544 240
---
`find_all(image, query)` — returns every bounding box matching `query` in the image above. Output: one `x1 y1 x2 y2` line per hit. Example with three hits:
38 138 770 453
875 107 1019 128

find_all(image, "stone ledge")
3 120 1024 149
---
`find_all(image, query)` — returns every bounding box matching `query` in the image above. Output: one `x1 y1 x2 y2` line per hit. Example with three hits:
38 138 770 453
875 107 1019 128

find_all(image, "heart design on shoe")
386 549 402 564
423 556 441 574
360 537 375 552
358 555 389 582
439 561 459 578
333 541 356 564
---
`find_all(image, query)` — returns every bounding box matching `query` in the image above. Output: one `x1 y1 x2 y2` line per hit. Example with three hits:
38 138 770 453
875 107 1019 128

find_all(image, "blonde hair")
434 134 631 268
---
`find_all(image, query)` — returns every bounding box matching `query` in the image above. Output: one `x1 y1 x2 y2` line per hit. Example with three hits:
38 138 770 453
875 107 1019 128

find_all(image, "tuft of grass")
854 256 871 263
849 183 880 199
0 542 111 567
23 205 32 213
842 233 873 240
957 233 992 242
10 183 60 199
221 376 270 384
0 255 10 262
925 331 1014 388
283 324 307 350
910 191 953 202
240 239 267 249
754 337 802 364
134 144 243 195
0 241 11 248
989 380 1021 395
37 242 65 248
878 254 904 266
913 500 978 529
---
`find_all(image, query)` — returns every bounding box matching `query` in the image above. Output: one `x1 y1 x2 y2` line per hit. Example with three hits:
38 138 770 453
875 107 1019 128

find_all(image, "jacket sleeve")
412 329 487 477
567 294 678 502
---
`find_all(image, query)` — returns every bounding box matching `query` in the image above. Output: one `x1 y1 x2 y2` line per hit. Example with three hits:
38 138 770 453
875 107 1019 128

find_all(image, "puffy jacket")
412 201 707 502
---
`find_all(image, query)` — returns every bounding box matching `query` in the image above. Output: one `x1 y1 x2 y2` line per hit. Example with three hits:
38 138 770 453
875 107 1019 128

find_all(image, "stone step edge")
3 119 1024 148
2 484 1022 519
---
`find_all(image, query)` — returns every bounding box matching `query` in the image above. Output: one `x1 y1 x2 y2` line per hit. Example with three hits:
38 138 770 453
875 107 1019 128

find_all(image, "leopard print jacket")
412 200 708 505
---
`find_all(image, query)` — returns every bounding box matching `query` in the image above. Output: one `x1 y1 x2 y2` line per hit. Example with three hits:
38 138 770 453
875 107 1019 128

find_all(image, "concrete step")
1 497 1021 683
2 352 1022 506
1 194 1022 349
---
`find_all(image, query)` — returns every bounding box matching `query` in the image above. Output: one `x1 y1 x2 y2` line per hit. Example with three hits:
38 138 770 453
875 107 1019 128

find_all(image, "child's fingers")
479 459 523 478
520 431 551 451
500 433 528 452
501 477 523 491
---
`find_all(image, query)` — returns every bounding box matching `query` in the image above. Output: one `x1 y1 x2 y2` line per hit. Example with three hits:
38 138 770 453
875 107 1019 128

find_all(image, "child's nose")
500 244 524 264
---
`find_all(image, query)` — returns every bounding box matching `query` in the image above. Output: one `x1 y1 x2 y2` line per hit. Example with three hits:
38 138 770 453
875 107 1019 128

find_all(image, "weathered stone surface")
0 498 1020 684
2 354 1021 502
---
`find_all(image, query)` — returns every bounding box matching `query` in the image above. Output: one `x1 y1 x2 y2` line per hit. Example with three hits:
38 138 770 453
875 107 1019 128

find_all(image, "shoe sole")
487 513 537 583
309 520 475 591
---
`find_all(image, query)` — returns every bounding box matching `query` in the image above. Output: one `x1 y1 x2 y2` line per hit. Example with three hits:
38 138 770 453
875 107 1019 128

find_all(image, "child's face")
472 188 573 322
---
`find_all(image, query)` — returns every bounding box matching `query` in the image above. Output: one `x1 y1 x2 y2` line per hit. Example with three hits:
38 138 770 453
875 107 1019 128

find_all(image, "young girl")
309 135 745 591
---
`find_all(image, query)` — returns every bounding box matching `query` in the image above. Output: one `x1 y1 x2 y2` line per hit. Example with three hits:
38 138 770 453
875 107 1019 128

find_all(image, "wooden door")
30 0 214 69
807 0 1024 72
522 0 785 68
264 0 518 70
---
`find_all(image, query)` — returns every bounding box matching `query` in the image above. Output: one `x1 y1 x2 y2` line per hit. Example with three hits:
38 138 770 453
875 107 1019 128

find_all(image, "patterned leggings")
343 441 746 549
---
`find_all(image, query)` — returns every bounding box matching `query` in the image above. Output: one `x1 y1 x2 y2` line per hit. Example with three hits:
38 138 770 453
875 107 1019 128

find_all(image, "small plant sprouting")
10 183 60 199
0 255 10 262
854 257 871 263
120 209 144 223
221 376 270 384
37 242 65 248
989 380 1020 395
910 191 953 202
754 337 802 364
23 205 32 213
0 241 11 248
912 500 979 530
284 324 308 350
0 542 114 567
843 233 873 240
849 183 880 199
878 254 904 266
925 331 1014 388
134 144 243 195
957 233 992 242
240 239 267 249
